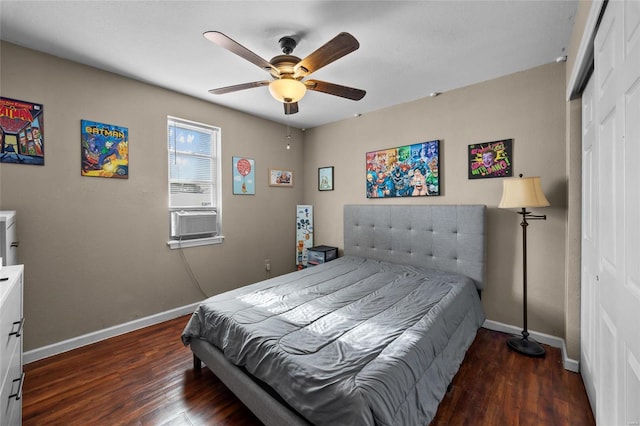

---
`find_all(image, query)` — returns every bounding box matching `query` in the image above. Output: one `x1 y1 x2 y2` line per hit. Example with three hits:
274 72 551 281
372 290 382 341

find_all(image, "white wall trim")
483 319 580 373
566 0 605 101
167 235 224 249
24 302 201 364
24 305 581 373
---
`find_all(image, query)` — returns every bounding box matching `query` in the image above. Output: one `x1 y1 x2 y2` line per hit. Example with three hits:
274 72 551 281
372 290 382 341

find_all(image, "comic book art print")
0 97 45 165
81 119 129 178
468 139 513 179
366 140 440 198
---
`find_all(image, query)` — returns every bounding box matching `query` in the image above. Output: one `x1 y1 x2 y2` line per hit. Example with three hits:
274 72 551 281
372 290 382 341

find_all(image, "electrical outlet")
265 259 271 272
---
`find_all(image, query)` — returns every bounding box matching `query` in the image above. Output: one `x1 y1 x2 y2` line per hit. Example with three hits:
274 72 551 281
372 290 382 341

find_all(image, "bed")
181 204 486 425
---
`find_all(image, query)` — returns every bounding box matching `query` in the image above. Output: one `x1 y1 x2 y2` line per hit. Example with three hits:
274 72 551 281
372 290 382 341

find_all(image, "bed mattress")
182 256 485 425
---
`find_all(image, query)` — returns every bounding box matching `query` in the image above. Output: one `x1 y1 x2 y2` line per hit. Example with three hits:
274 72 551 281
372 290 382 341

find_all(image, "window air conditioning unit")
171 211 217 238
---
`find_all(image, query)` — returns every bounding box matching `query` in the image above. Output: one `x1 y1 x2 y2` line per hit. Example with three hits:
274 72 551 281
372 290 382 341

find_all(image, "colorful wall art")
233 156 255 194
318 166 334 191
468 139 513 179
0 97 45 165
296 205 313 269
366 140 440 198
269 169 293 187
81 119 129 178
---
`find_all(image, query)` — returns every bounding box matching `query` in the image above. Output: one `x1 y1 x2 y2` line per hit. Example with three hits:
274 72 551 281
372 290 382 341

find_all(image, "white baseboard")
23 302 200 364
24 307 581 373
482 319 580 373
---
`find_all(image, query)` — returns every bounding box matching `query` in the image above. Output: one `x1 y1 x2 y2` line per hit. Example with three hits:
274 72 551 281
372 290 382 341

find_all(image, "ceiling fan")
203 31 366 115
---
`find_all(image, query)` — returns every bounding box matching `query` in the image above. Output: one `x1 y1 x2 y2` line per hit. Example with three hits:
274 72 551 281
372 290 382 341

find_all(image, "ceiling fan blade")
203 31 278 75
305 80 366 101
284 102 299 115
208 81 270 95
294 32 359 77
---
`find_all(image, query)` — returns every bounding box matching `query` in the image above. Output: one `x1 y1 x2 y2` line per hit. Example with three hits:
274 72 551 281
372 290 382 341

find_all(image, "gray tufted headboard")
343 204 486 290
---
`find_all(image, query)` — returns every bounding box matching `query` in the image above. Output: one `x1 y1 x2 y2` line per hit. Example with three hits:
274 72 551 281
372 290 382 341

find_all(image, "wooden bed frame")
189 204 486 425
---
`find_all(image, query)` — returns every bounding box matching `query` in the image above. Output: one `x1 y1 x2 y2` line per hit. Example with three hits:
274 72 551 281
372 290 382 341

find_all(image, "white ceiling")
0 1 577 129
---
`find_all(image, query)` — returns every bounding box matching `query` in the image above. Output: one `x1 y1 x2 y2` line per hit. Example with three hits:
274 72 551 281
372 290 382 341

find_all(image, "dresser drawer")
0 265 23 426
0 353 23 426
0 275 22 386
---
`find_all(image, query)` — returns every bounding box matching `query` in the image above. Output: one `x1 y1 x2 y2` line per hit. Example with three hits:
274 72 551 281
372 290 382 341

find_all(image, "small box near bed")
182 204 486 425
307 245 338 265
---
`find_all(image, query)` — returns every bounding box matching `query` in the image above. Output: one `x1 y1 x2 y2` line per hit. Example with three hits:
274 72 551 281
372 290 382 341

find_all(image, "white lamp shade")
269 79 306 103
498 176 550 209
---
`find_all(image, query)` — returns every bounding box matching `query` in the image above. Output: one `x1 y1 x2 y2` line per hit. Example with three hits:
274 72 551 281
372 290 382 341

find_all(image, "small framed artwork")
318 166 334 191
269 169 293 187
233 156 255 194
468 138 513 179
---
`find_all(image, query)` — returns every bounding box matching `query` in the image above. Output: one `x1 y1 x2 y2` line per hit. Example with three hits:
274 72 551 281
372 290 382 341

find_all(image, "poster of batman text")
0 97 45 165
81 119 129 178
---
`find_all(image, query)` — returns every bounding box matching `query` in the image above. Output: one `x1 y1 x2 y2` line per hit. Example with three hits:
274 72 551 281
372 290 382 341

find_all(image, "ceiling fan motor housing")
269 55 302 79
278 36 297 54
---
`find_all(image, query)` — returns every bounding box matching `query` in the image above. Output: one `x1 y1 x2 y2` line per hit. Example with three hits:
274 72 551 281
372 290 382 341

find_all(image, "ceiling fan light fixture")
269 79 307 103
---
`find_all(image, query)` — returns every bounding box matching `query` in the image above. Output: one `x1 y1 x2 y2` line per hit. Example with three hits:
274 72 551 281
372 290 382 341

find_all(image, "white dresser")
0 265 24 426
0 211 18 266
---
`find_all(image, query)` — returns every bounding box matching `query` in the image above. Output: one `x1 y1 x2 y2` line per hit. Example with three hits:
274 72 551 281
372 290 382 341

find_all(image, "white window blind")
167 117 219 210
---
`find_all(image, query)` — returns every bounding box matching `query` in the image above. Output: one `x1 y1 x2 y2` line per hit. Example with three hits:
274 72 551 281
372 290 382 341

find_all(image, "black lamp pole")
506 207 547 357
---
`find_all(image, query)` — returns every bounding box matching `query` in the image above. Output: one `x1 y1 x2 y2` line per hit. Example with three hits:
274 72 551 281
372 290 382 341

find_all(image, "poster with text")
81 119 129 178
468 139 513 179
0 97 45 165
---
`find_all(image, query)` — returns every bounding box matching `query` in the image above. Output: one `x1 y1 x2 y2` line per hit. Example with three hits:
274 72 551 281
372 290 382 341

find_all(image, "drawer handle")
9 372 25 401
9 318 24 338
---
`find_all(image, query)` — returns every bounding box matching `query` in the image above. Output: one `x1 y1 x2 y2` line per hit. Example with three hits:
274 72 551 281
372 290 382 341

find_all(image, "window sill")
167 235 225 250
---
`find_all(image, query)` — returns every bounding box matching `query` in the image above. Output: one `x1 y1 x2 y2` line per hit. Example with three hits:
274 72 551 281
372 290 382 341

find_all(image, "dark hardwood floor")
23 315 594 425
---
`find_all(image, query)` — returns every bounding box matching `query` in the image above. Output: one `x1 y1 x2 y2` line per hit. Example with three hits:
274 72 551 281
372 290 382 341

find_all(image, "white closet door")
581 75 597 412
590 1 640 424
620 1 640 424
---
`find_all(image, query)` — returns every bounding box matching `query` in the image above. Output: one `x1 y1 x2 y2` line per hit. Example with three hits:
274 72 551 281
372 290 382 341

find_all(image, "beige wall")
0 42 304 351
2 40 580 358
303 62 570 344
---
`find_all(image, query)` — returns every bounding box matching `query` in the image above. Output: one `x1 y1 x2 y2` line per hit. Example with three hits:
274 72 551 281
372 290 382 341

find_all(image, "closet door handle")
10 241 19 248
9 372 25 401
9 318 24 337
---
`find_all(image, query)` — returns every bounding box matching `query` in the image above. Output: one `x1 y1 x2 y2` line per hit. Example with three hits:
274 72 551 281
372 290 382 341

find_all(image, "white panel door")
588 1 640 424
581 75 597 411
620 1 640 424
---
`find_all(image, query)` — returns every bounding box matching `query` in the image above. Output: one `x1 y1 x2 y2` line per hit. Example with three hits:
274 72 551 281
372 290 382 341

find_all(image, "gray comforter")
181 256 485 425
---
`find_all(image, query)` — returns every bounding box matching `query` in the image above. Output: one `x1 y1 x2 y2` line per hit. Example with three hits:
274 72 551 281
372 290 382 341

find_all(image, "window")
167 116 222 248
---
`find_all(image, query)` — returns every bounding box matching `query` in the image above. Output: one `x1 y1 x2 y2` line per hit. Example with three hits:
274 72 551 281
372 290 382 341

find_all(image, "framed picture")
468 139 513 179
269 169 293 187
81 119 128 178
233 156 255 194
366 140 440 198
0 96 45 166
318 166 334 191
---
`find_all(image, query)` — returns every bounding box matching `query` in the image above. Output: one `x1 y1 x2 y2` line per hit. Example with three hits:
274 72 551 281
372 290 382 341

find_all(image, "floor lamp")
498 175 550 357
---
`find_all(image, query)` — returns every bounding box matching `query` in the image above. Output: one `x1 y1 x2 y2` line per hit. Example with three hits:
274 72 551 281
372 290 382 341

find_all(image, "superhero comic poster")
81 119 129 178
467 139 513 179
366 140 440 198
0 97 45 166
